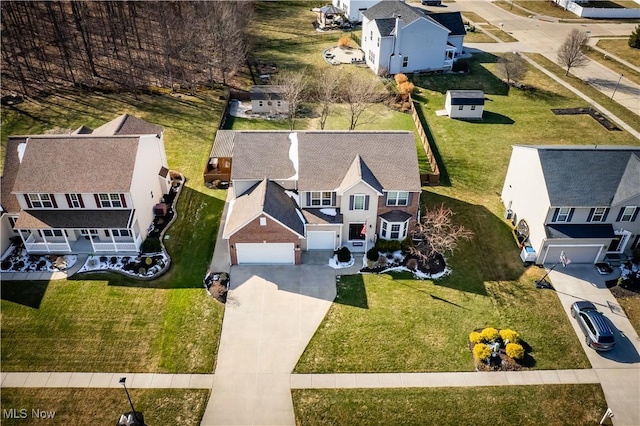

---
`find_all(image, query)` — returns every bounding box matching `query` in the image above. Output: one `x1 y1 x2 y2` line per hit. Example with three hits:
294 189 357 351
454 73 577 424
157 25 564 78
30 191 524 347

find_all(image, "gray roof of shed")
447 90 485 105
534 146 640 206
250 85 286 100
210 130 235 158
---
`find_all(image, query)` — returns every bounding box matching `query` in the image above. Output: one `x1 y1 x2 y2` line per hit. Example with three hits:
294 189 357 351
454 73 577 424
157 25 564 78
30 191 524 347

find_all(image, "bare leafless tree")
341 73 387 130
312 68 342 130
409 204 473 262
272 70 308 130
497 52 527 85
557 29 589 76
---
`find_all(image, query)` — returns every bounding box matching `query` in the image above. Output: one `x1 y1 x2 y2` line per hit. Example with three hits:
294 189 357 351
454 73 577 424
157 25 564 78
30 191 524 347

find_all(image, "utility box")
520 245 536 263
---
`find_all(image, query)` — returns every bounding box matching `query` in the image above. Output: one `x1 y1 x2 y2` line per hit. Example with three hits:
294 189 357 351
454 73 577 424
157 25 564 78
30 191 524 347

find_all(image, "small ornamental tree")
410 204 473 263
338 36 351 47
557 29 589 76
398 81 415 101
629 25 640 49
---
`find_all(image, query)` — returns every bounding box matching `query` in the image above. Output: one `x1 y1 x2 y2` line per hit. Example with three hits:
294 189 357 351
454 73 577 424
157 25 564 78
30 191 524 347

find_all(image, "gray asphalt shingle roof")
210 130 235 158
250 85 286 101
230 132 297 181
223 179 304 238
447 90 485 105
364 1 463 36
92 114 163 136
535 146 640 207
363 1 425 24
426 11 466 36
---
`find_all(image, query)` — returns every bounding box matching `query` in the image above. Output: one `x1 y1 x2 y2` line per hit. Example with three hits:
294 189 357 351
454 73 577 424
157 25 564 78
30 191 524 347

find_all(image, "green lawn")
1 90 227 373
296 194 590 373
412 52 639 194
292 385 608 426
583 45 640 87
596 38 640 68
0 388 209 426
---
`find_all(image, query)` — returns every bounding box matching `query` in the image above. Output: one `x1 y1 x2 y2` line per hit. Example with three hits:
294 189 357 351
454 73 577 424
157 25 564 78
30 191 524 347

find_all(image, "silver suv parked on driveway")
571 301 616 351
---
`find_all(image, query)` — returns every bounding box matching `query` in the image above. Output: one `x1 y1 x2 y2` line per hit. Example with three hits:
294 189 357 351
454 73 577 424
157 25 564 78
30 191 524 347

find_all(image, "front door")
348 223 365 241
607 230 631 254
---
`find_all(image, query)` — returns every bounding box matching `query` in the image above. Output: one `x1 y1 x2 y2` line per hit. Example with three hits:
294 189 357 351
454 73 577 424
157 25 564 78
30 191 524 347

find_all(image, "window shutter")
349 195 354 210
65 194 72 208
94 194 101 208
552 208 559 222
23 194 32 208
50 194 57 208
602 208 610 222
120 194 127 208
306 192 311 207
632 208 639 222
567 208 574 222
616 208 625 222
331 192 336 206
587 208 595 222
79 194 85 208
364 195 369 210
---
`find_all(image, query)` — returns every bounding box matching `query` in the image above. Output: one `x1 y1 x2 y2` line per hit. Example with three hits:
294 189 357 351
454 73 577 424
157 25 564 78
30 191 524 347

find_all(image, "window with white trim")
41 229 63 237
99 193 123 208
311 191 333 206
556 207 571 222
28 193 53 208
402 56 408 67
259 100 263 107
458 105 463 110
368 50 375 63
590 207 607 222
80 229 98 236
353 194 365 210
620 206 637 222
111 229 131 237
377 37 380 47
471 105 476 110
387 191 409 206
380 218 409 241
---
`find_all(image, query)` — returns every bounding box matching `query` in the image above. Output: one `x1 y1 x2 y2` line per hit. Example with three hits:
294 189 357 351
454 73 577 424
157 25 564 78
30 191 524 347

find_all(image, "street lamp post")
611 74 623 100
119 377 143 425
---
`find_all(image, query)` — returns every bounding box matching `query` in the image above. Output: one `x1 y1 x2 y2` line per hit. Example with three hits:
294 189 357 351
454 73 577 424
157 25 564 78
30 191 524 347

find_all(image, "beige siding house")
221 131 422 265
0 114 171 255
502 145 640 265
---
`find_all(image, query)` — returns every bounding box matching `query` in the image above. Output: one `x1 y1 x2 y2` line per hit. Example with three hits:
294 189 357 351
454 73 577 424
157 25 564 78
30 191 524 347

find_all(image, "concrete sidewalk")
1 372 214 389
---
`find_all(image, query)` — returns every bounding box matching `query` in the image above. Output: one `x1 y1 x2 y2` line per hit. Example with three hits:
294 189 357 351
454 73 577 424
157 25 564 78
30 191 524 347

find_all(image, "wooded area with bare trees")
1 1 253 95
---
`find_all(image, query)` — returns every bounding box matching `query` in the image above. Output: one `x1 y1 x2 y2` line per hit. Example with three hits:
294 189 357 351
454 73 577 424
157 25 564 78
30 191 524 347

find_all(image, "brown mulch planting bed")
551 107 620 131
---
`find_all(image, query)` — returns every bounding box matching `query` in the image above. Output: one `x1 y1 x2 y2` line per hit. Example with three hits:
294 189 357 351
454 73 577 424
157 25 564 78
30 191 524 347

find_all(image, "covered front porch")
20 229 142 255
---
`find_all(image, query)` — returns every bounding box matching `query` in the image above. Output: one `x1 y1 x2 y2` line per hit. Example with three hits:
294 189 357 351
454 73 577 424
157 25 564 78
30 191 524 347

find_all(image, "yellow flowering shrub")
506 343 525 360
473 343 492 362
481 327 499 342
469 331 483 344
500 329 520 344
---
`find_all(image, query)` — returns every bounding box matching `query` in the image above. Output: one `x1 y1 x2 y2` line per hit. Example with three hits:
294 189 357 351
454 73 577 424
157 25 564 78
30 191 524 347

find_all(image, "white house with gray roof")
333 0 380 22
218 130 421 264
360 0 465 75
501 145 640 265
1 114 171 255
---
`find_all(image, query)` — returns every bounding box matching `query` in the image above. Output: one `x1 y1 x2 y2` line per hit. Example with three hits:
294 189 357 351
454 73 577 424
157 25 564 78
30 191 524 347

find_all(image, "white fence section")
554 0 640 18
24 235 71 253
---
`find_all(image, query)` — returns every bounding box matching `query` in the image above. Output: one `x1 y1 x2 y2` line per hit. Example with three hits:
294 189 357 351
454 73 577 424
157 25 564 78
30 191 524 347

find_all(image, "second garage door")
544 245 603 264
236 243 294 264
307 231 336 250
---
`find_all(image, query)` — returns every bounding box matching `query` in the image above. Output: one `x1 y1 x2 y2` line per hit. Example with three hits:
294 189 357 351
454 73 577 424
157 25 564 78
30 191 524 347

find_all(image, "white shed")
250 86 288 115
445 90 485 119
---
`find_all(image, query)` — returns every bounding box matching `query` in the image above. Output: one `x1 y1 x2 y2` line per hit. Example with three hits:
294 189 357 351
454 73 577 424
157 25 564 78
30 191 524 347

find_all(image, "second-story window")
311 191 333 206
619 206 638 222
353 194 366 210
29 193 54 208
387 191 409 206
556 207 572 222
99 193 123 208
589 207 608 222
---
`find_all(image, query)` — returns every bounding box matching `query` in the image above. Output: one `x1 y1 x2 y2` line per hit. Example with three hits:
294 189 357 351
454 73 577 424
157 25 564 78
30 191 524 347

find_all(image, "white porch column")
110 231 118 253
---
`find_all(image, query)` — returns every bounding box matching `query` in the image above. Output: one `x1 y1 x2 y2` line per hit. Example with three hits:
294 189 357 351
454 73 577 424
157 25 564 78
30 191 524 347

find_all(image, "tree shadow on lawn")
70 186 224 290
423 192 527 296
335 274 368 309
0 280 49 309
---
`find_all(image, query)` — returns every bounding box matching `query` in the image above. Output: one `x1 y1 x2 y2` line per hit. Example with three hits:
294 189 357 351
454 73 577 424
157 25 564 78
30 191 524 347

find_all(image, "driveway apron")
201 264 336 425
549 266 640 425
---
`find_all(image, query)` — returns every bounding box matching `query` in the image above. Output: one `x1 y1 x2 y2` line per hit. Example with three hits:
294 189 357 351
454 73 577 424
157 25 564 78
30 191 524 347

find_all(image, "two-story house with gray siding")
219 131 422 264
501 145 640 265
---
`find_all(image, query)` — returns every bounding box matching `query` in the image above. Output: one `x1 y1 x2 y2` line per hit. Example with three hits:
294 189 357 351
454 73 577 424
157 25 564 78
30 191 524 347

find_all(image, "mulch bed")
204 272 230 304
551 107 620 131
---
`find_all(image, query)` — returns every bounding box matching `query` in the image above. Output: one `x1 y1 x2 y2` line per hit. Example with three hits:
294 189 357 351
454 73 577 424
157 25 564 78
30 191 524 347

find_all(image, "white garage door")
236 243 294 264
544 245 603 264
307 231 336 250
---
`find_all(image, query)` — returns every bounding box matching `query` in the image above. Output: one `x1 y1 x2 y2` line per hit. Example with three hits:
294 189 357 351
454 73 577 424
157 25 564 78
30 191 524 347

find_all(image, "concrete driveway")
549 265 640 425
201 264 336 426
